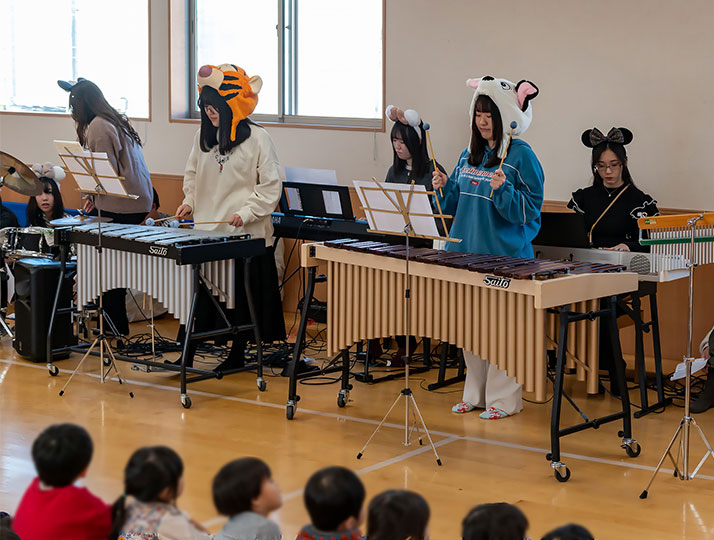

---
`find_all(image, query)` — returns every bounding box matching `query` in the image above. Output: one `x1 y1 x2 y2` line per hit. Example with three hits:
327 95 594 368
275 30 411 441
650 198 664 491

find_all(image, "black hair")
304 466 365 532
152 187 160 210
366 489 429 540
213 457 272 516
390 121 430 179
541 523 594 540
108 446 184 540
590 141 635 188
468 94 503 169
198 86 253 155
462 502 529 540
68 80 142 148
31 423 93 487
27 177 65 226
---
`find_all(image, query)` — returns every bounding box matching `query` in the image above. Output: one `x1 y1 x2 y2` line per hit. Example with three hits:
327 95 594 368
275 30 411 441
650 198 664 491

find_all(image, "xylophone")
287 239 641 481
48 222 266 408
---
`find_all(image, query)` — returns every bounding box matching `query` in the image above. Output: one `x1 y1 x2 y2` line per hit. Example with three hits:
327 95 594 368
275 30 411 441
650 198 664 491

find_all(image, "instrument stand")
57 196 134 399
357 222 442 466
641 215 714 498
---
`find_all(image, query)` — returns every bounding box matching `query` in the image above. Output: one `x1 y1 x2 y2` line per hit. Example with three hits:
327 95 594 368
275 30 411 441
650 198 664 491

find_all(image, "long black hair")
27 177 65 226
468 94 503 169
590 142 635 188
198 86 254 155
367 490 430 540
108 446 184 540
390 121 429 179
68 80 142 148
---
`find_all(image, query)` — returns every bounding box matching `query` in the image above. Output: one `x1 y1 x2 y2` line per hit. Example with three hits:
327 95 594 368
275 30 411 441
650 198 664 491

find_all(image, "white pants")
462 350 523 415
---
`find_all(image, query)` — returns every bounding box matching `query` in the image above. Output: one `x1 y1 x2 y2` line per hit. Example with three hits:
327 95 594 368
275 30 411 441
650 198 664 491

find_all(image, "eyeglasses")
595 162 622 172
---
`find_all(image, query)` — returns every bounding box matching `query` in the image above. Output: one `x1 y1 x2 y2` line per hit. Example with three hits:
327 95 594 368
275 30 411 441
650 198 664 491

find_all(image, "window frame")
185 0 385 131
0 0 152 121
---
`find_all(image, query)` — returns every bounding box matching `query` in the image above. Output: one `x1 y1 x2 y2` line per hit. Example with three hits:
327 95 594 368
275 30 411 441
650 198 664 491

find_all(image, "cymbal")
0 151 43 196
49 215 114 227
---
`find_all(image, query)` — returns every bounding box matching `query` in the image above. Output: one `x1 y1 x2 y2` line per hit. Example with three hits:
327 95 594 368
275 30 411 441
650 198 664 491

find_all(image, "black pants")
95 210 149 335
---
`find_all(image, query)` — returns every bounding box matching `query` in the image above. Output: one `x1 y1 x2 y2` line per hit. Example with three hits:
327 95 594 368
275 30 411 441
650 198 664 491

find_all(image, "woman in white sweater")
176 64 284 371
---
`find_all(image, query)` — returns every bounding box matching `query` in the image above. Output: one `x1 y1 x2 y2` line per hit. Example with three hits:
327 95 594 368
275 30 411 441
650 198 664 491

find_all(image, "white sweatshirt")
182 125 281 245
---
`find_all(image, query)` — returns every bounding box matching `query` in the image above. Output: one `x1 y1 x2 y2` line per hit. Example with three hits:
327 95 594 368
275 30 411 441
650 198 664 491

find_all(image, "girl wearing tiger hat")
175 64 284 371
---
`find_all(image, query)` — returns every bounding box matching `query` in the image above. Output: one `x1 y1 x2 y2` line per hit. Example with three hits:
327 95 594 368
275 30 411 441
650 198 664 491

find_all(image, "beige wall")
1 0 713 211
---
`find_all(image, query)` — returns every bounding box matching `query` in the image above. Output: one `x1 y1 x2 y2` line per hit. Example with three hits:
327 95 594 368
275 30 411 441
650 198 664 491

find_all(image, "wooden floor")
2 319 714 539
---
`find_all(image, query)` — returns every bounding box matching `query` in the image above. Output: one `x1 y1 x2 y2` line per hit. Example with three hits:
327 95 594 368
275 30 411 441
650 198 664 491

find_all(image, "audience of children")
296 466 365 540
4 423 597 539
11 424 112 540
108 445 211 540
212 457 282 540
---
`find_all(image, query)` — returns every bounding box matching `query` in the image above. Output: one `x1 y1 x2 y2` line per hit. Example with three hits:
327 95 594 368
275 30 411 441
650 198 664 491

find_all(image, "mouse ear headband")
581 127 633 148
385 105 422 140
31 162 66 182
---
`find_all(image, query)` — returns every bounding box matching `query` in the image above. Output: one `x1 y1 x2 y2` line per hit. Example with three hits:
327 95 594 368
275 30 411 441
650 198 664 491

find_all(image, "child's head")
541 523 593 540
31 423 93 487
213 457 281 517
123 446 184 503
367 489 430 540
304 466 365 532
462 502 529 540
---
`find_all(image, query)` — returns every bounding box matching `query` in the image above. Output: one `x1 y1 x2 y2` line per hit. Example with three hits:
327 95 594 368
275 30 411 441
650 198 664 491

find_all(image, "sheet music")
353 180 439 237
54 139 129 196
285 166 338 185
323 191 343 215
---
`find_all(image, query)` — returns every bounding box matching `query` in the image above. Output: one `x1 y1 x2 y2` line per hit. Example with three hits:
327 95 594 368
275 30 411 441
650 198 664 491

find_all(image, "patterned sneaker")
451 401 476 413
479 407 509 420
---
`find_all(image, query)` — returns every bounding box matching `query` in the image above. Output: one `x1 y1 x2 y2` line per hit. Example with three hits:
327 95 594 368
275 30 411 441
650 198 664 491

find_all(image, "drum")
0 227 57 260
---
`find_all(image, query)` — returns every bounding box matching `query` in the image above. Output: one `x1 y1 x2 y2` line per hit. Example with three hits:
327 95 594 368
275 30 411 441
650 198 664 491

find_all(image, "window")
0 0 150 118
189 0 383 128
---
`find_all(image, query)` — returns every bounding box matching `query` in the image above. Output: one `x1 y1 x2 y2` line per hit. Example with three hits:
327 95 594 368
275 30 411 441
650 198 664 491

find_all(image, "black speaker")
13 259 77 362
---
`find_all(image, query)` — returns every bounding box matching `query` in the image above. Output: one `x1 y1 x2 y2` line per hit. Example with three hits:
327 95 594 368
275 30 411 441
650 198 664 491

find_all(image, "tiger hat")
197 64 263 142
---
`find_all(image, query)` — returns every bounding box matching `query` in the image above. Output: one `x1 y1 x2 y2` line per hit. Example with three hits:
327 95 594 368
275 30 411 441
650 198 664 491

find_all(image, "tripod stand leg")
103 340 135 398
58 337 99 396
357 393 403 460
408 393 443 466
640 419 685 498
689 419 714 478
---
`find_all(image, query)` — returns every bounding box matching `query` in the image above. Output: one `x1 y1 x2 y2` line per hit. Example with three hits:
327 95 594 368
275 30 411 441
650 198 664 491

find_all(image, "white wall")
2 0 713 210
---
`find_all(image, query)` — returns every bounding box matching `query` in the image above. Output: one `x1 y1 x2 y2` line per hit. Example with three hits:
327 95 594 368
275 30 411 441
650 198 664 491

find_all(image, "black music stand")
353 178 457 465
52 141 138 398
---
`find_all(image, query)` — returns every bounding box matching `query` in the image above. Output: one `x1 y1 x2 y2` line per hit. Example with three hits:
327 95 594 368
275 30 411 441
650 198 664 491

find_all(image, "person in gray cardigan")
213 457 282 540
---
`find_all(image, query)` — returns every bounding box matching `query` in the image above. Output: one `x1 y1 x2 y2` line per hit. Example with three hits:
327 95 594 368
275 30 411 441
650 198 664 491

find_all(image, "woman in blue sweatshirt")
432 76 544 419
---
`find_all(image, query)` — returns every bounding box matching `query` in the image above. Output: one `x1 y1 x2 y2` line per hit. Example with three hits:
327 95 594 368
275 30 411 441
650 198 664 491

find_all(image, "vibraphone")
47 223 266 408
533 244 690 417
287 239 641 481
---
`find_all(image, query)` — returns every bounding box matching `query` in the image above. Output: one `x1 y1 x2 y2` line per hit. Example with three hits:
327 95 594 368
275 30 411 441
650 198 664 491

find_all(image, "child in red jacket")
12 423 111 540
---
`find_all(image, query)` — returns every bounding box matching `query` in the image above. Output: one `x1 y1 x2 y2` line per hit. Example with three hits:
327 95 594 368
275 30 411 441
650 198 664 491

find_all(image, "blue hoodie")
438 139 544 258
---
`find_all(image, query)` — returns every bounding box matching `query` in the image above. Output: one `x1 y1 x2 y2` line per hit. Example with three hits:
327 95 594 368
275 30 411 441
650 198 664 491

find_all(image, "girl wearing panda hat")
26 163 69 227
432 76 545 419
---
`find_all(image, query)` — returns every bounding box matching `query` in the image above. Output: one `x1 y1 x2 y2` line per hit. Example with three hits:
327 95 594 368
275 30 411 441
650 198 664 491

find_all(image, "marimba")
287 240 641 480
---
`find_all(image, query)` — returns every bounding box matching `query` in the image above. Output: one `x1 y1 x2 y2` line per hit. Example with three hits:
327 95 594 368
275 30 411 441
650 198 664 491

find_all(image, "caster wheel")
181 396 192 409
49 365 59 377
286 404 295 420
625 442 641 458
545 453 552 461
554 467 571 482
257 379 267 392
618 430 625 437
337 393 347 408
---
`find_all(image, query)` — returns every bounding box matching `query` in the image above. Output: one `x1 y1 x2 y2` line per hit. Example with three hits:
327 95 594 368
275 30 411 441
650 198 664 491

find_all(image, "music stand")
53 140 138 398
353 178 458 465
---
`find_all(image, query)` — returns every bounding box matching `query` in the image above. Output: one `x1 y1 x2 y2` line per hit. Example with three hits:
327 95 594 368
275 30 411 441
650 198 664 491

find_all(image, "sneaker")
452 401 476 413
479 407 509 420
